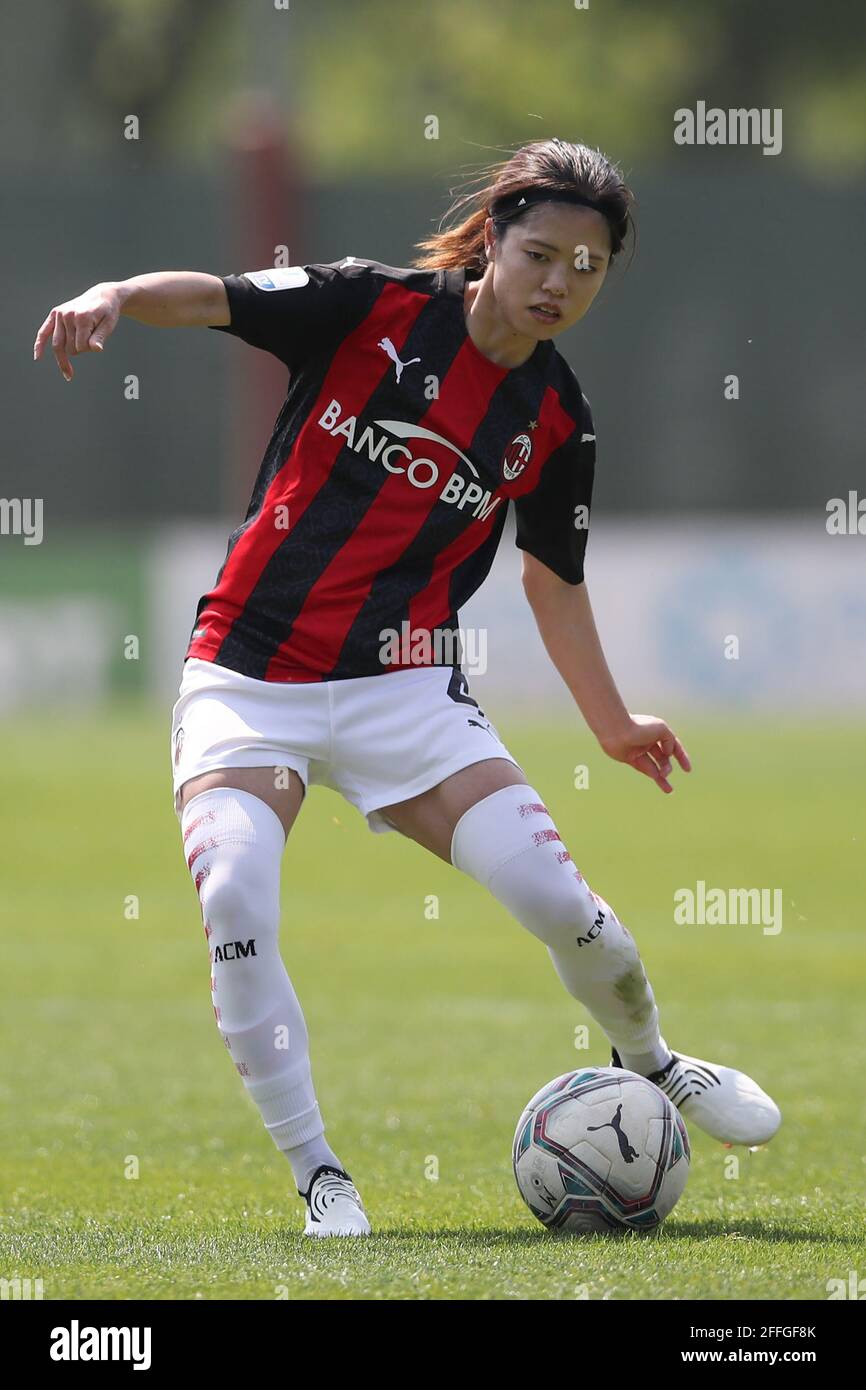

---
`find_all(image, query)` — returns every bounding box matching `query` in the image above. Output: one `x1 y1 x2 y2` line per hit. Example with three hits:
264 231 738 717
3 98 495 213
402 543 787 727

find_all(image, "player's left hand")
598 714 691 794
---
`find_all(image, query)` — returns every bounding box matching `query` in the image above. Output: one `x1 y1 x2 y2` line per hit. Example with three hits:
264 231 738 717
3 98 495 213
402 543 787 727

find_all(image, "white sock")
450 784 669 1063
181 786 345 1193
617 1042 674 1076
288 1137 348 1195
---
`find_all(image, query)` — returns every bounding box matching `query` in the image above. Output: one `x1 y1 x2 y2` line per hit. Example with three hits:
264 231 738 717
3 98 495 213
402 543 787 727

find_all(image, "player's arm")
33 271 229 382
521 558 629 743
521 559 691 793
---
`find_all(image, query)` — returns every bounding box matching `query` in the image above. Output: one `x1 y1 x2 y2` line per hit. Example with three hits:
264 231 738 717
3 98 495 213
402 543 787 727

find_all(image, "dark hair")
413 137 636 276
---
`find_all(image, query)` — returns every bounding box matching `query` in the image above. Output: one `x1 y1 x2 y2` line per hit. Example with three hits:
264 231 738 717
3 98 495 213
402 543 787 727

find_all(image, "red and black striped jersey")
185 257 596 682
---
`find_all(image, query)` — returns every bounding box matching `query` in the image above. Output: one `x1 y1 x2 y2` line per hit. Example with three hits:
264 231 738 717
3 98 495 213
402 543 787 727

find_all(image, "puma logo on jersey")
378 336 421 383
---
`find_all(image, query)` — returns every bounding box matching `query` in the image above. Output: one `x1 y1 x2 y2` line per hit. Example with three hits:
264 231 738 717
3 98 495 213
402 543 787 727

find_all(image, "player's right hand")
33 283 121 381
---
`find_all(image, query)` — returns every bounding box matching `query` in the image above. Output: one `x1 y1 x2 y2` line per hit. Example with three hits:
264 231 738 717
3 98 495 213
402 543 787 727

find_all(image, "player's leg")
382 763 780 1146
381 760 668 1071
178 766 370 1232
369 670 664 1064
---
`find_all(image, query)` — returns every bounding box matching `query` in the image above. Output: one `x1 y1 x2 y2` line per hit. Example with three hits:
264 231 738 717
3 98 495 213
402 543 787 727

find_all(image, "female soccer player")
34 138 780 1237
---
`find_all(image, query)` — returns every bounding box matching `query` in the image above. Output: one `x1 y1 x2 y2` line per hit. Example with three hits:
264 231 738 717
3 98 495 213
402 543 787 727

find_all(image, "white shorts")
169 657 522 834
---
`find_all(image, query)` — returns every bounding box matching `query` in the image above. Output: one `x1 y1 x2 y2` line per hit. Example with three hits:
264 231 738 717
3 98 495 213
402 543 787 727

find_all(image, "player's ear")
483 215 497 262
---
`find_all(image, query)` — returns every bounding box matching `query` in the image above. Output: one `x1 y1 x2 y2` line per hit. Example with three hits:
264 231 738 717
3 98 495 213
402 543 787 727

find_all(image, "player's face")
487 203 612 338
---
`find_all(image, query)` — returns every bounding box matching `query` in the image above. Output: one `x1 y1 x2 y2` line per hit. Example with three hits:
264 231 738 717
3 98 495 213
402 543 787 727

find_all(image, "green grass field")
1 702 863 1300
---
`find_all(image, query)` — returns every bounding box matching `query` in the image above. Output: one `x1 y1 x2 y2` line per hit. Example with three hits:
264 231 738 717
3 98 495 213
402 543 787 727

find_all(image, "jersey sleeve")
209 261 371 370
513 394 595 585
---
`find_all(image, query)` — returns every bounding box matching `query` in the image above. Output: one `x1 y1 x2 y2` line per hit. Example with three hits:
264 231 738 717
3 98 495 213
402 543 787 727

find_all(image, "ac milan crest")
174 725 185 768
501 432 532 482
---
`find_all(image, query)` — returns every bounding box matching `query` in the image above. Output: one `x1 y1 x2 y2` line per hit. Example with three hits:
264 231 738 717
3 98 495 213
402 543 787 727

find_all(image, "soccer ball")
512 1066 690 1234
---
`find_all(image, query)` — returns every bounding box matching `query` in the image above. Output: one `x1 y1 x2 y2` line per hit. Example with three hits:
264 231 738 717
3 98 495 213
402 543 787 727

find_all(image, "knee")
199 863 279 942
181 788 283 938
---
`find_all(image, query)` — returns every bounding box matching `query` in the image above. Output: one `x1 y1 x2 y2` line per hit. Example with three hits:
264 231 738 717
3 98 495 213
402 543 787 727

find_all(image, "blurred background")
2 0 864 716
